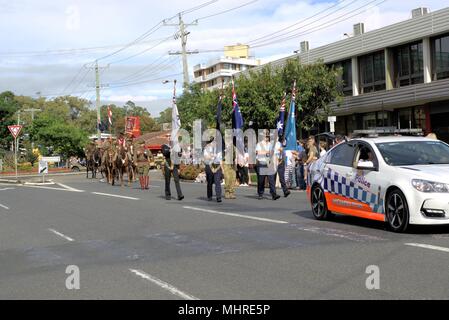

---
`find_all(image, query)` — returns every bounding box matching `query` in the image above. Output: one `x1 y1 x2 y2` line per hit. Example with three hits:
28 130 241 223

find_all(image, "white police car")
307 136 449 232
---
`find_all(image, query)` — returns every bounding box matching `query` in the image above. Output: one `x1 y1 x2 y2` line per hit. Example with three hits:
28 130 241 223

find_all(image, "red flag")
107 106 113 125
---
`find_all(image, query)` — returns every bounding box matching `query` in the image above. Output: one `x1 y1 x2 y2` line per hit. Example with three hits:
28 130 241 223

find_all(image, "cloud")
1 0 448 103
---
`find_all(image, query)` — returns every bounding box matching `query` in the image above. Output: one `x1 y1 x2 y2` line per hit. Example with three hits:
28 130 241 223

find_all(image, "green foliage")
0 91 20 148
175 59 343 134
29 113 88 159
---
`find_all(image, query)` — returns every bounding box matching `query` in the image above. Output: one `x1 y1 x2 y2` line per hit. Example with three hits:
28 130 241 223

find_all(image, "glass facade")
394 42 424 87
433 34 449 80
330 60 353 96
359 51 386 94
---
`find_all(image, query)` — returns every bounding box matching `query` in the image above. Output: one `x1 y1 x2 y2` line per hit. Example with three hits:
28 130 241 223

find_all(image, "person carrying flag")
256 130 280 201
203 136 223 203
274 92 290 198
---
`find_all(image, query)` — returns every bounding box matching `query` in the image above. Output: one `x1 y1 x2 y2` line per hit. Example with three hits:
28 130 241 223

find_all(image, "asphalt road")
1 172 449 300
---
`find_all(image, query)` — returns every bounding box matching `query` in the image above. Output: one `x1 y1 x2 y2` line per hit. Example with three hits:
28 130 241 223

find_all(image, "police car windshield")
376 141 449 166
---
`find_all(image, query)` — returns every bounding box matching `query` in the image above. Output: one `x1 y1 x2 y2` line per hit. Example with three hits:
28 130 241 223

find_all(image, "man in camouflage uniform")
223 142 237 199
136 142 151 190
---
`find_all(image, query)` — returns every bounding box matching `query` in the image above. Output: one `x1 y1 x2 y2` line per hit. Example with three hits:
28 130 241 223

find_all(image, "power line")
249 0 360 45
195 0 258 21
247 0 352 44
0 36 174 58
250 0 386 48
108 73 183 89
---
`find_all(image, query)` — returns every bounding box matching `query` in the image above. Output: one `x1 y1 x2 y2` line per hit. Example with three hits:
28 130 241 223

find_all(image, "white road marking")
92 192 139 200
297 226 386 242
20 184 84 192
129 269 198 300
183 206 288 224
0 203 10 210
56 183 83 192
405 243 449 253
0 187 15 191
48 228 74 242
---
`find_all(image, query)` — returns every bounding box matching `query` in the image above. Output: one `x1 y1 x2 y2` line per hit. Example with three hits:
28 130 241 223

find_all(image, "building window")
359 51 386 94
222 63 231 70
330 59 353 96
394 42 424 87
433 34 449 80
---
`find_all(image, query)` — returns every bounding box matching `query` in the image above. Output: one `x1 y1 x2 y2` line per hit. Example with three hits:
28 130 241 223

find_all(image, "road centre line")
0 187 15 191
0 203 9 210
20 184 85 192
129 269 198 300
183 206 289 224
55 183 83 192
405 243 449 253
91 192 139 200
48 228 74 242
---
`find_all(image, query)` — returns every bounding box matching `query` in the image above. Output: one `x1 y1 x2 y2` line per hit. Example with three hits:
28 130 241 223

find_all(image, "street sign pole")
14 136 18 180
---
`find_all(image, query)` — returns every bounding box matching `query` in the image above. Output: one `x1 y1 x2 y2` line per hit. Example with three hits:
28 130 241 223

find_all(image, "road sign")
328 116 337 134
8 125 23 139
39 160 48 174
327 116 337 123
42 156 61 162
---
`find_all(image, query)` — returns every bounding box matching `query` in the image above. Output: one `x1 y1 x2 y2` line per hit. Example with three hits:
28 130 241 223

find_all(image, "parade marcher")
162 144 184 201
274 139 291 198
223 141 237 200
237 146 249 186
304 136 319 186
295 140 306 191
136 143 150 190
203 137 223 202
255 133 280 201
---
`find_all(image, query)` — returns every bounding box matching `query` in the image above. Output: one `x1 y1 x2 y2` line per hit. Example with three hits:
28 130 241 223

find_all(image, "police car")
307 136 449 232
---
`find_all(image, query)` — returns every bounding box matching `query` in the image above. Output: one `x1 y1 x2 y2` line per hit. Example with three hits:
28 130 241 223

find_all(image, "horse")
127 144 137 185
115 146 130 187
104 148 117 185
86 148 102 179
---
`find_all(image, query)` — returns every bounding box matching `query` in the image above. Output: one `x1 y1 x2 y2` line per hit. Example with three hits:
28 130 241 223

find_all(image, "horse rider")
162 144 184 201
136 142 151 190
203 136 223 203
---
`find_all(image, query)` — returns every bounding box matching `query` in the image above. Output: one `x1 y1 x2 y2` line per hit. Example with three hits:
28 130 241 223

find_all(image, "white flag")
171 86 181 153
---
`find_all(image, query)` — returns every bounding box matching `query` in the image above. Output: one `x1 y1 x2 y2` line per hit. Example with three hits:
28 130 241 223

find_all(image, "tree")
29 113 88 159
0 91 20 149
157 107 172 125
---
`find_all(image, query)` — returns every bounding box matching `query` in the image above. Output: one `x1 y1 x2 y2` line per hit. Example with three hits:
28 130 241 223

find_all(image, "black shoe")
284 190 291 198
166 196 171 200
272 194 281 201
217 198 222 203
178 196 184 201
258 195 264 200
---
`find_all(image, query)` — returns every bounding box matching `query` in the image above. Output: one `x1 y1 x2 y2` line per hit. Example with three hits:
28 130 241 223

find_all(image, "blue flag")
232 81 245 157
276 92 287 139
284 80 298 151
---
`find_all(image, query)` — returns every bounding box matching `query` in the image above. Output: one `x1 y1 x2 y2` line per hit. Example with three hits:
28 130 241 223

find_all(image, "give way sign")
8 125 23 139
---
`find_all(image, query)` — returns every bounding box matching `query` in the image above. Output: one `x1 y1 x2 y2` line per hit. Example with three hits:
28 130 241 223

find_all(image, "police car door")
323 142 357 214
347 141 385 221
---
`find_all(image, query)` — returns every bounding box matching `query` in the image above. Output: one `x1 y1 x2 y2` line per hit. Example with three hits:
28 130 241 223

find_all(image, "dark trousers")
295 164 306 190
237 165 249 184
205 165 222 199
256 164 276 196
164 165 183 198
277 161 289 195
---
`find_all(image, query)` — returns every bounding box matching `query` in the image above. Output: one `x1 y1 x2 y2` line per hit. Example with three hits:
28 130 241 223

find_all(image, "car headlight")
412 179 449 193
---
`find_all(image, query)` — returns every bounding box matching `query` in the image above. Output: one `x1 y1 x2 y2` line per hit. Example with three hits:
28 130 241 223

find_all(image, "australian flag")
276 92 287 140
232 80 245 157
284 80 298 151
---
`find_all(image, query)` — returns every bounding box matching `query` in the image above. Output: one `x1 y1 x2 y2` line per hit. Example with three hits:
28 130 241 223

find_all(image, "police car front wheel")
311 185 332 220
386 189 410 233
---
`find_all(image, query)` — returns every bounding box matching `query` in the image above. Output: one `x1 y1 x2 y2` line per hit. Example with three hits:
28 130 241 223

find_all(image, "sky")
0 0 448 116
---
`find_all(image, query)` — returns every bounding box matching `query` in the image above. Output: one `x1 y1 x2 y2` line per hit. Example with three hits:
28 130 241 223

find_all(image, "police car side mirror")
357 160 375 170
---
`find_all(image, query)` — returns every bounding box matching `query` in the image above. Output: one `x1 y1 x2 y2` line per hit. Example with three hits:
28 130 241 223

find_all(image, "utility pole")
164 13 199 89
23 108 41 150
87 61 109 140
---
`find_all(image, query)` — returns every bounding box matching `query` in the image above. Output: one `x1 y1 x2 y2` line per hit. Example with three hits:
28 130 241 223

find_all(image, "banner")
125 116 141 138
